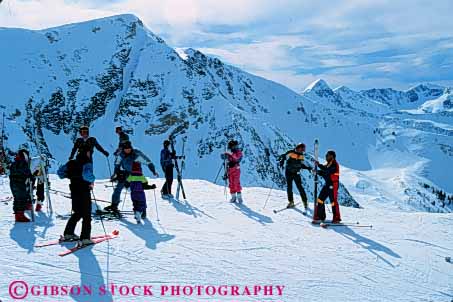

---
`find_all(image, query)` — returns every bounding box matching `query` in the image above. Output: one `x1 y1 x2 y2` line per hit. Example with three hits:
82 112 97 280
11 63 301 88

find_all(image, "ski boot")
141 211 147 219
62 234 80 242
15 211 31 223
104 204 119 212
286 201 295 208
36 201 43 212
237 192 243 204
77 238 94 247
302 201 308 215
134 211 142 224
229 193 237 203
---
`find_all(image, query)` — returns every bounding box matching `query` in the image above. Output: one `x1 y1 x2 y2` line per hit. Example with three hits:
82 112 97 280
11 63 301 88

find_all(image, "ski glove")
103 151 110 157
124 181 130 189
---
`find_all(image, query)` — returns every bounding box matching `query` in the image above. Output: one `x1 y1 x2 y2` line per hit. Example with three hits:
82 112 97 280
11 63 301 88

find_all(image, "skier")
278 143 312 211
125 161 148 223
68 125 109 161
58 150 95 245
9 149 33 222
313 150 342 223
32 165 45 212
114 126 130 156
104 141 158 212
222 140 243 203
160 139 184 199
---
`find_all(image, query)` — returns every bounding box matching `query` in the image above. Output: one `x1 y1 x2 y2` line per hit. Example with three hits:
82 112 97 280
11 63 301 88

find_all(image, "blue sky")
1 0 452 91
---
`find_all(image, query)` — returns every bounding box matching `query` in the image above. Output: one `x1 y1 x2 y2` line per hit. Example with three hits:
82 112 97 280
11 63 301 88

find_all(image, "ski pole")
106 157 115 188
213 162 223 184
121 188 128 211
91 189 108 237
153 189 160 222
263 182 275 209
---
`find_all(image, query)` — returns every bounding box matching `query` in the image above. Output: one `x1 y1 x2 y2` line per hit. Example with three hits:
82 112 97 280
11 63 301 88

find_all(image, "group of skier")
6 124 342 246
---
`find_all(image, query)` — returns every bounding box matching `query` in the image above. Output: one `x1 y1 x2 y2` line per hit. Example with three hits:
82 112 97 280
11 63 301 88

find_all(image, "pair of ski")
273 203 372 228
35 230 119 256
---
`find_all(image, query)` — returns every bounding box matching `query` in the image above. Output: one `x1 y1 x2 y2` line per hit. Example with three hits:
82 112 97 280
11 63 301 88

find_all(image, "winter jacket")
160 148 174 170
318 159 340 186
58 160 95 186
9 157 32 202
114 149 156 177
279 150 312 174
226 148 242 168
69 136 109 159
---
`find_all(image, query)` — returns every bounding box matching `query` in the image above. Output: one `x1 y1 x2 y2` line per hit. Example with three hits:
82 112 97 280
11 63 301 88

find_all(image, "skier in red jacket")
222 140 243 203
313 150 342 223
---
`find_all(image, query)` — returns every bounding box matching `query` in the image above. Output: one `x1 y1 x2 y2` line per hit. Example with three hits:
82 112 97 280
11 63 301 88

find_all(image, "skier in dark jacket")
9 149 33 222
278 143 312 211
69 126 109 161
313 150 342 223
104 141 158 212
114 126 130 156
58 150 95 245
160 140 177 199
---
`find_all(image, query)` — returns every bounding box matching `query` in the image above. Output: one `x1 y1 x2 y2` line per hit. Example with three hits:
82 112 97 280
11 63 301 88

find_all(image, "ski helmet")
115 126 122 132
163 140 171 147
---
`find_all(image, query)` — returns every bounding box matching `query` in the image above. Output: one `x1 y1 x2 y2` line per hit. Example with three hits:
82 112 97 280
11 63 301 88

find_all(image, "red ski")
35 230 119 248
59 231 119 257
319 222 372 228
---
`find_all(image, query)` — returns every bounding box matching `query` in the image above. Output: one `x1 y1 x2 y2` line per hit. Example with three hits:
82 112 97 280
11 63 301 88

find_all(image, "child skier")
313 150 342 223
9 149 33 222
32 166 45 212
278 143 312 212
222 140 243 203
126 161 148 223
58 151 95 245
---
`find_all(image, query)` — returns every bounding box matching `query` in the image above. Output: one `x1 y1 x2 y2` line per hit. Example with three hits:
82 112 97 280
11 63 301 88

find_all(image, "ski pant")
161 165 174 195
285 171 308 206
35 180 44 202
64 183 92 240
314 182 341 221
10 177 31 213
111 181 126 207
228 166 242 194
130 181 147 212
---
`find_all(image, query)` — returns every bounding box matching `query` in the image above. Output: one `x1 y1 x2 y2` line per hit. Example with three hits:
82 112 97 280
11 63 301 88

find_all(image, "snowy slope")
0 176 452 302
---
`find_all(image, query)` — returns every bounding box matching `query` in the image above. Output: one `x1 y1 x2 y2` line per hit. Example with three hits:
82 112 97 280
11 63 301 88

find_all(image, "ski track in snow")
0 176 452 302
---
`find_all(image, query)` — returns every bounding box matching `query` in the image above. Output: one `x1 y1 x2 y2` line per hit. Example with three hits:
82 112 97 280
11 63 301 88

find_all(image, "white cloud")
0 0 452 90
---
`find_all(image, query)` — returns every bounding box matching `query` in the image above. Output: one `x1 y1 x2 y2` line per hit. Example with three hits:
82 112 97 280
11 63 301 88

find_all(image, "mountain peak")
303 79 331 93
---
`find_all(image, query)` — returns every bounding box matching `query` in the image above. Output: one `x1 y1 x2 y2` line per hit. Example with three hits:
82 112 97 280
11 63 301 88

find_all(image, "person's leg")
285 171 294 205
65 188 82 235
167 166 174 195
294 174 308 208
330 182 341 222
313 185 328 221
110 181 125 208
37 182 45 202
80 188 92 240
161 168 168 195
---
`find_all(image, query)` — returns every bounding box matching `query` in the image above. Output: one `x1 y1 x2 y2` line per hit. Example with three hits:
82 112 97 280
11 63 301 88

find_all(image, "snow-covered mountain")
0 14 452 212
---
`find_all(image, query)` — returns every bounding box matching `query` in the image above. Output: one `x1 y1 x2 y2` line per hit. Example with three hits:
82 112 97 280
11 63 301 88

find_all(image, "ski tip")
112 229 120 236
